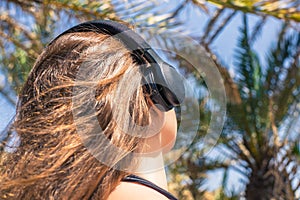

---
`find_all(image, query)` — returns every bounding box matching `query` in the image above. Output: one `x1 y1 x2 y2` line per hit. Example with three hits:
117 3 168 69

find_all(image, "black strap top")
122 174 178 200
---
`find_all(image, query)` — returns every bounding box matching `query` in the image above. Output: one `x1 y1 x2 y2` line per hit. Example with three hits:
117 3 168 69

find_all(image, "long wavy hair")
0 30 151 199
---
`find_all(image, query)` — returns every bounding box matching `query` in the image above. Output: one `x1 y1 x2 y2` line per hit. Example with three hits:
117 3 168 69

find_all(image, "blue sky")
0 75 15 132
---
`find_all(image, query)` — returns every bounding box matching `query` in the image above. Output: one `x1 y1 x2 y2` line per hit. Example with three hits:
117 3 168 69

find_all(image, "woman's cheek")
160 109 177 153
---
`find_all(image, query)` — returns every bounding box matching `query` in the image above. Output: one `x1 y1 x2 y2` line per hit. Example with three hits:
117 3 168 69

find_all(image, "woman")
0 20 182 199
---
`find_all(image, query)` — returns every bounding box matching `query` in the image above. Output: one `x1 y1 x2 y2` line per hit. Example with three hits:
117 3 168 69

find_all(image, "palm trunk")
245 165 294 200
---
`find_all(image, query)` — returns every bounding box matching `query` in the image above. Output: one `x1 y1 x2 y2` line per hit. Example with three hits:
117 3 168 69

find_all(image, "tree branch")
0 30 39 58
207 10 237 44
0 12 43 51
206 0 300 22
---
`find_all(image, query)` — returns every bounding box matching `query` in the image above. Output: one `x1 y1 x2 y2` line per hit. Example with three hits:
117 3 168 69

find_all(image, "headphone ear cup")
159 62 185 106
142 63 185 111
143 83 172 111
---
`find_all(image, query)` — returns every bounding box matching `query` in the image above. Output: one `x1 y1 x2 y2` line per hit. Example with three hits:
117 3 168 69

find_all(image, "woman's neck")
133 151 168 190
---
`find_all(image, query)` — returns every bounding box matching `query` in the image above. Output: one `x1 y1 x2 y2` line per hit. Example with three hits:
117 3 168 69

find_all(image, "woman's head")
1 22 178 199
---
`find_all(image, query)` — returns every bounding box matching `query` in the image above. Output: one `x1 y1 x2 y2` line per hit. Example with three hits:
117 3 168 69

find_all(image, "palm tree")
1 0 299 199
166 12 299 199
221 14 300 199
154 1 300 199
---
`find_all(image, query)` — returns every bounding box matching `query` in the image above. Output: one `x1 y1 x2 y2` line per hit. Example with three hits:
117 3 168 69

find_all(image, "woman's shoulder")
107 181 170 200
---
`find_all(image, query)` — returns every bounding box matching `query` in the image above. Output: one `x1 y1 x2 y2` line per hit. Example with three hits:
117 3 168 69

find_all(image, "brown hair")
0 30 151 199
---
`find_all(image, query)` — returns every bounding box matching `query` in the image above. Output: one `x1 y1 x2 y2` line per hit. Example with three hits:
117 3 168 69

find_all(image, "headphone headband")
49 20 184 111
50 20 151 51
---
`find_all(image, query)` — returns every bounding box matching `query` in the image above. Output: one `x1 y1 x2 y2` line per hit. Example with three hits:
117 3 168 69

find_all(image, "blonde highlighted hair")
0 30 151 199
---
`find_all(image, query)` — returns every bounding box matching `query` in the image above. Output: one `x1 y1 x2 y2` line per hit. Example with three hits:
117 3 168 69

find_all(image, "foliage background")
0 0 299 199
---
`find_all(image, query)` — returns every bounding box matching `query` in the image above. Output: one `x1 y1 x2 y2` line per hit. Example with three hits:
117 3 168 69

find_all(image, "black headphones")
49 20 184 111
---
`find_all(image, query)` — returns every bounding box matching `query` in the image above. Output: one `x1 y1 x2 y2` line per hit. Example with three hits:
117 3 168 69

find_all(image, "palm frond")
249 16 267 44
206 0 300 22
263 27 300 128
